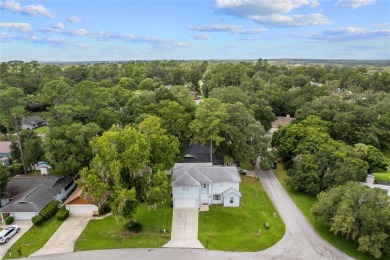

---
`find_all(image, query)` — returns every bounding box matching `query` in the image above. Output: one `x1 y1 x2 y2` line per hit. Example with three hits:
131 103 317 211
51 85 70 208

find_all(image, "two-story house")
171 163 241 209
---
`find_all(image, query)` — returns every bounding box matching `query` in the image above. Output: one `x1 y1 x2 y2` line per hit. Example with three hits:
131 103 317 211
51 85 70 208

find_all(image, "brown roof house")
63 188 99 217
0 141 11 167
0 175 75 220
266 115 295 137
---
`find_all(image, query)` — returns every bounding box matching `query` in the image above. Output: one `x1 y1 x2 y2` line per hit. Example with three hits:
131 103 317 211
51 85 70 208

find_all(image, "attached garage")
12 212 38 221
174 198 197 208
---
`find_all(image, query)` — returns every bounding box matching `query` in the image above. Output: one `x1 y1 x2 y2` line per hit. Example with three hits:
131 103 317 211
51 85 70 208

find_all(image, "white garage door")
174 198 197 208
66 205 98 216
13 212 38 220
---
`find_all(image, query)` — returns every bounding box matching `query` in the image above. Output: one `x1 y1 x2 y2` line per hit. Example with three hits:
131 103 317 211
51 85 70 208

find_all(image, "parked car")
271 162 277 169
238 168 247 175
0 225 20 244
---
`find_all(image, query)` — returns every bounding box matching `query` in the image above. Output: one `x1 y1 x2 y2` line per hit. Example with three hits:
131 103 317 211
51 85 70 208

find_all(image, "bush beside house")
32 200 59 226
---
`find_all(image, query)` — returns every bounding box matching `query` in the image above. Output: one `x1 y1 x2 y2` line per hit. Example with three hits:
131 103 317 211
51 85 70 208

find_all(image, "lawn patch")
32 126 49 134
4 217 63 259
198 176 285 251
273 164 377 260
74 201 172 251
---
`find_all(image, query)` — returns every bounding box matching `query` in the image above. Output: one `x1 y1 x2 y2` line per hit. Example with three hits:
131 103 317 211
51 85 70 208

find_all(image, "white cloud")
68 29 89 36
252 13 330 27
216 0 319 16
298 27 390 40
0 0 54 18
336 0 375 9
193 34 211 40
53 23 65 30
187 24 267 34
0 22 32 32
215 0 329 27
67 16 82 23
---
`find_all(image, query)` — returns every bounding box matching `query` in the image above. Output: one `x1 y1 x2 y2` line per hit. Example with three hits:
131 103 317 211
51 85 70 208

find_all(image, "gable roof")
222 187 242 197
182 143 224 165
171 163 241 187
0 141 11 154
63 187 97 206
4 175 72 199
0 175 73 213
22 115 46 125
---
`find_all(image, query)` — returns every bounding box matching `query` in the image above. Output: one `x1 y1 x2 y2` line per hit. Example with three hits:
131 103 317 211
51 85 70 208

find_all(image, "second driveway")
163 208 204 249
31 217 90 256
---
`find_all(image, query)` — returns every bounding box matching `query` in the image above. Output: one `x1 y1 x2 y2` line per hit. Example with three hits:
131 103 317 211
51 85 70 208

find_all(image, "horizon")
1 0 390 61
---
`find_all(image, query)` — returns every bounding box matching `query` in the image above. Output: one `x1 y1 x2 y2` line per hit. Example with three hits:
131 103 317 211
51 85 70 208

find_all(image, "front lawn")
198 176 285 251
273 164 377 260
74 202 172 251
3 217 63 259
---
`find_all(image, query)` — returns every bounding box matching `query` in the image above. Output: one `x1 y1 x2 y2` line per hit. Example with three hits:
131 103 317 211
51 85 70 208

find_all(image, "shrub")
32 200 60 226
98 203 110 216
5 216 14 225
125 220 143 233
32 215 43 226
56 207 69 221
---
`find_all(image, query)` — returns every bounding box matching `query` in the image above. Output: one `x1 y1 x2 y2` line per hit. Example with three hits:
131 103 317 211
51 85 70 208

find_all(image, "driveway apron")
31 217 91 256
0 221 33 259
163 208 204 249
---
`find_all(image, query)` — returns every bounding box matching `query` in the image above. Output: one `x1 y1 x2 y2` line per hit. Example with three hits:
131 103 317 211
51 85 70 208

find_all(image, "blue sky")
1 0 389 61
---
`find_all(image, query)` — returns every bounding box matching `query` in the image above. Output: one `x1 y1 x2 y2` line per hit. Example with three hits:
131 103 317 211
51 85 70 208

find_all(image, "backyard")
198 176 285 251
74 202 172 251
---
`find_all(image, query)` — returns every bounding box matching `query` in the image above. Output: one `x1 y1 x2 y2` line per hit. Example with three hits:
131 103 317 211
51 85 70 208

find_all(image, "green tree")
0 165 9 197
311 182 390 258
354 143 388 173
146 171 170 210
44 123 102 175
10 130 44 171
190 98 229 162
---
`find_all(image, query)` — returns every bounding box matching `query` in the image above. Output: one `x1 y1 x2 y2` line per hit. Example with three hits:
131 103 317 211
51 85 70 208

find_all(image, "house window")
203 183 207 189
230 197 234 203
213 194 221 201
181 186 190 191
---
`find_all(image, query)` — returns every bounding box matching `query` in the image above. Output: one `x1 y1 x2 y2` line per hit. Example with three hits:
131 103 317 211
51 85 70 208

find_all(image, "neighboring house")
0 175 75 220
0 141 11 158
0 156 10 167
171 163 241 209
266 115 295 137
63 188 99 217
182 143 224 165
0 141 11 167
21 116 47 130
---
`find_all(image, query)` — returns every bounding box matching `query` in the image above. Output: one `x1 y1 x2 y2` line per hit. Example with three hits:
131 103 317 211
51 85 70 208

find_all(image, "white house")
171 163 241 209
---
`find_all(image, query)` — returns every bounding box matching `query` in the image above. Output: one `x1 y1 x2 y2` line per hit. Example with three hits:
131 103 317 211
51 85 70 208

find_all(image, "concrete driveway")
0 221 33 259
31 217 91 256
163 208 204 249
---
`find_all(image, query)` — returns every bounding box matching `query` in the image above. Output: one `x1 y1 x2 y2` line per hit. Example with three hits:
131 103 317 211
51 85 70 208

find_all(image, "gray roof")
22 115 46 125
222 187 242 197
171 163 241 187
0 175 73 213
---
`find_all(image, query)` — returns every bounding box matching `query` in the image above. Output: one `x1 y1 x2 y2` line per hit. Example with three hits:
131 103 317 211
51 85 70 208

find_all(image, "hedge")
32 200 60 226
56 207 69 221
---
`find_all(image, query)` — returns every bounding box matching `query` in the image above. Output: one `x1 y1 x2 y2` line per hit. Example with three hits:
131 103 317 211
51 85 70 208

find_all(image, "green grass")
273 164 378 260
32 126 49 134
74 202 172 251
198 176 285 251
3 217 63 259
373 172 390 182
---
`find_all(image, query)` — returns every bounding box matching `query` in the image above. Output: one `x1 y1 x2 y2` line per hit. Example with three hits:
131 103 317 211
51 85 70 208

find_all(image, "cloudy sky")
1 0 389 61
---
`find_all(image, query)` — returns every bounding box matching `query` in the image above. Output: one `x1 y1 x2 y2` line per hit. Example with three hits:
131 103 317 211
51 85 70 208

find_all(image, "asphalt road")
258 169 352 260
26 170 352 260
